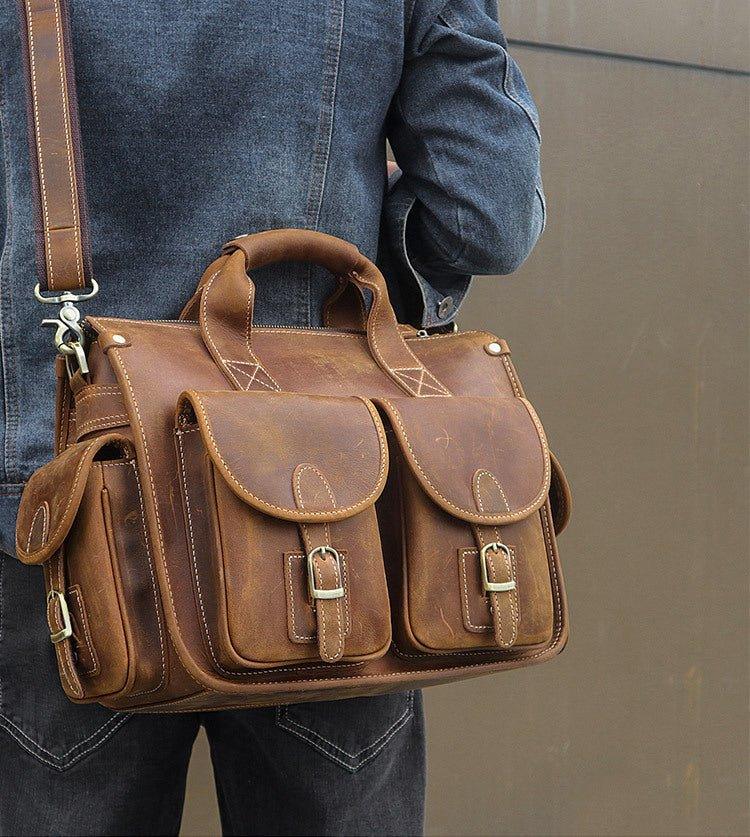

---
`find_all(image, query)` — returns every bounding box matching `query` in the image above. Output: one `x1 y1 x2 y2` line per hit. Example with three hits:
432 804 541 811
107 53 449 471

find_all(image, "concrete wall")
181 4 749 835
501 0 749 72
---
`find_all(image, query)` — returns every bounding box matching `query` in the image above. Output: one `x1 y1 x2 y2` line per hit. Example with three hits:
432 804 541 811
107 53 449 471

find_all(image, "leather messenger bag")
13 0 571 712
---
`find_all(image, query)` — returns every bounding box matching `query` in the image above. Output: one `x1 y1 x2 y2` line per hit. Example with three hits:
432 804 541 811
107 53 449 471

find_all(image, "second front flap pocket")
175 391 392 671
376 395 558 655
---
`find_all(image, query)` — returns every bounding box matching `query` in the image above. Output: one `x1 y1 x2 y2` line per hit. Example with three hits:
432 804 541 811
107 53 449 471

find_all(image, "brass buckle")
47 589 73 644
307 546 345 600
479 542 516 593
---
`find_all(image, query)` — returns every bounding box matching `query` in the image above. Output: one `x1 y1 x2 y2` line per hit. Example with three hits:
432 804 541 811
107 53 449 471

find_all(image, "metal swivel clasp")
35 280 99 377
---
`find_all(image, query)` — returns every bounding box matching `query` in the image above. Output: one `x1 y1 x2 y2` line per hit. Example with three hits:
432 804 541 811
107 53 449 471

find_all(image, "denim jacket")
0 0 543 552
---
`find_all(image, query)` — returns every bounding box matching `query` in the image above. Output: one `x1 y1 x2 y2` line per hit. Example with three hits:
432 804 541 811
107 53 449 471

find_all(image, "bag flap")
178 391 388 523
376 396 551 525
16 433 135 565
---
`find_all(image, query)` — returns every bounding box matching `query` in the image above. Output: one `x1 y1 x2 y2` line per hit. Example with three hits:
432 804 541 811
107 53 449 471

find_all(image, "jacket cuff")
380 171 472 329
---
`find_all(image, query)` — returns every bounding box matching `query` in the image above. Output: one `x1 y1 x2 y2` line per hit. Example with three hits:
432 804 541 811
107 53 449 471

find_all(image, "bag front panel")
18 319 568 710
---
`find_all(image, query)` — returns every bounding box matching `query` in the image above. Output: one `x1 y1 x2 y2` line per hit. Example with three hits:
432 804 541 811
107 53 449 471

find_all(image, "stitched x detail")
225 360 280 392
391 367 450 397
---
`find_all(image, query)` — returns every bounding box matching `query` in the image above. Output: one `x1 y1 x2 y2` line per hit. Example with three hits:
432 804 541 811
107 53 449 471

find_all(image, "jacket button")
437 297 453 319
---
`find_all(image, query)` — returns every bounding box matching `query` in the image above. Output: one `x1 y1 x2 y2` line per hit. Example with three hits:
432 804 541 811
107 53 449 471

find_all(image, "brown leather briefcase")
13 0 570 712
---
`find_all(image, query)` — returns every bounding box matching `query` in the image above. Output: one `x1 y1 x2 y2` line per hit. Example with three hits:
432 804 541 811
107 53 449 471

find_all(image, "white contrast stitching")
0 709 125 761
200 269 242 389
486 552 518 646
189 393 387 518
0 712 129 771
355 273 450 398
391 367 451 397
285 552 352 642
286 554 314 641
502 355 523 397
67 585 99 676
200 268 280 392
50 556 80 696
126 462 167 697
313 557 344 661
73 385 122 405
474 482 519 645
177 432 357 677
24 0 54 287
57 391 69 454
224 361 279 392
90 317 500 344
103 344 562 696
26 502 49 554
382 398 550 522
474 469 511 513
24 0 83 289
276 691 413 765
294 464 337 510
111 352 209 693
18 451 90 561
458 548 491 631
472 473 520 648
393 505 560 663
76 414 129 436
51 0 83 287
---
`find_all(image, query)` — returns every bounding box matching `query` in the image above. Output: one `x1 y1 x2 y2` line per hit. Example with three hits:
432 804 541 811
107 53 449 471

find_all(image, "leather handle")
224 229 366 278
20 0 93 292
200 230 451 398
181 230 369 326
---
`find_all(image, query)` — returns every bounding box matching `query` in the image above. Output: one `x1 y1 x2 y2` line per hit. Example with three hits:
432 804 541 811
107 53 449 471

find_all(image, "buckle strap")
472 525 520 649
298 522 348 664
47 588 73 643
292 464 349 662
43 561 84 699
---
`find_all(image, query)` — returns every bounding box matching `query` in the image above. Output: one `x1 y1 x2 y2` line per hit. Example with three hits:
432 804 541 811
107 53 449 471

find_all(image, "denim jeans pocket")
275 690 415 772
0 555 129 770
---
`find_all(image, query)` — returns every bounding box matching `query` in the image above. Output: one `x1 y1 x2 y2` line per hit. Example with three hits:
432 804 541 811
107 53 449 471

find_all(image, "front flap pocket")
175 391 392 670
376 396 558 654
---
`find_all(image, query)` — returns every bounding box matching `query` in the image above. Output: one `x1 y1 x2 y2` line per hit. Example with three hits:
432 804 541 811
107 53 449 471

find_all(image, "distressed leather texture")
14 0 570 712
20 0 93 292
16 228 571 711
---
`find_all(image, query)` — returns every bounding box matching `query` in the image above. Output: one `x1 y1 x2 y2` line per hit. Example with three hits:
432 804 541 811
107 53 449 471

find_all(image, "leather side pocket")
15 435 165 701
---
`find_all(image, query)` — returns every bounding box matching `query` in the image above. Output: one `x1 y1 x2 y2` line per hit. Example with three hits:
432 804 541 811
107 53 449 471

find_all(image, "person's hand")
387 160 399 177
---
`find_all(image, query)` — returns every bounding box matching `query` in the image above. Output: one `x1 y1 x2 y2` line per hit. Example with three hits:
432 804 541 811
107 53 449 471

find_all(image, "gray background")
182 2 750 834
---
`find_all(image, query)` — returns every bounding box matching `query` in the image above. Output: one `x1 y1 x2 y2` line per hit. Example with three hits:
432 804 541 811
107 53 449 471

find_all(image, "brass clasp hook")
35 280 99 377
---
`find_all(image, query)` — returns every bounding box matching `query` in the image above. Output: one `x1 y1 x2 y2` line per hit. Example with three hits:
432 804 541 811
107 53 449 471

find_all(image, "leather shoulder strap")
19 0 93 293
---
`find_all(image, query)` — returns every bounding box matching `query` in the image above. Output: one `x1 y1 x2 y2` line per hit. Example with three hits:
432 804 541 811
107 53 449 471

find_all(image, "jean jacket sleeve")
382 0 545 327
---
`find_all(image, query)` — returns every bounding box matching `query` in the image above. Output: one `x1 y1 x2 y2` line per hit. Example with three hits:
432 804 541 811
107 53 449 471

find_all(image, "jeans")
0 556 426 836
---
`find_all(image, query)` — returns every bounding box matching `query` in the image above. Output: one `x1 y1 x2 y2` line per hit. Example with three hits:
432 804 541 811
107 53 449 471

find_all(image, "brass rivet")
112 334 127 345
484 341 503 356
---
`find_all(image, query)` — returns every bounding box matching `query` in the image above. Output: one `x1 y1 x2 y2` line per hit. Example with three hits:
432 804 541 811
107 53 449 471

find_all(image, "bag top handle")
20 0 94 295
223 229 366 277
201 232 453 398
